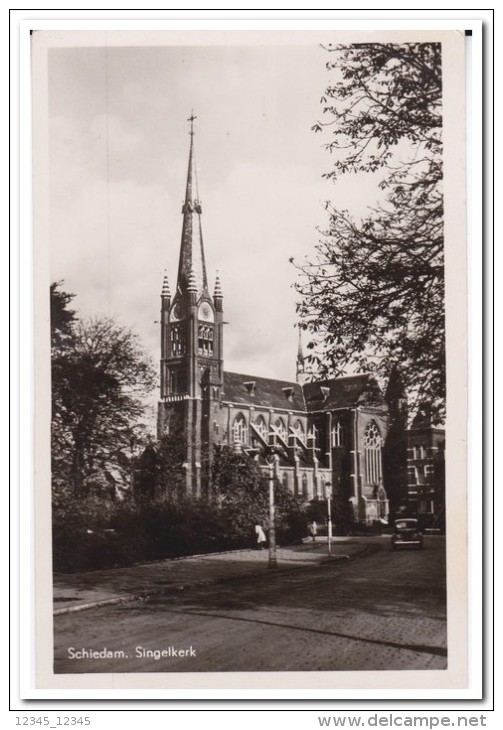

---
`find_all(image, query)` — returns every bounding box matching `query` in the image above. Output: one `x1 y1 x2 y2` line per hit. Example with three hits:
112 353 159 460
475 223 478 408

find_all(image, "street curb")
53 544 373 616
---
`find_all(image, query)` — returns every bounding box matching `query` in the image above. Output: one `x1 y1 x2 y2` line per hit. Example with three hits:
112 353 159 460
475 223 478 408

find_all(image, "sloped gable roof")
302 374 384 411
223 372 305 411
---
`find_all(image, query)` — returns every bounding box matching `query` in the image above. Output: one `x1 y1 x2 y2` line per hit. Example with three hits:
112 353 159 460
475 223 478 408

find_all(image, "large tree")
51 283 156 496
294 43 444 420
211 448 305 544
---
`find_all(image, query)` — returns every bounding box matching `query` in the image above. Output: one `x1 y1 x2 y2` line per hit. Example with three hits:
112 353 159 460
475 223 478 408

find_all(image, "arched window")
232 413 248 445
274 418 288 443
253 415 268 441
292 420 305 444
307 424 318 446
364 420 382 485
331 420 345 448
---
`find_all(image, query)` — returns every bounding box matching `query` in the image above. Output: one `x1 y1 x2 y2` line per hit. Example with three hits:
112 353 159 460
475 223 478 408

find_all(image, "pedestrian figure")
255 524 267 549
309 520 318 542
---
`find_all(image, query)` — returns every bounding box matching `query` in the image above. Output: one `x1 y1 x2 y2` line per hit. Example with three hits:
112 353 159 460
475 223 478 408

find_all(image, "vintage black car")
391 518 423 550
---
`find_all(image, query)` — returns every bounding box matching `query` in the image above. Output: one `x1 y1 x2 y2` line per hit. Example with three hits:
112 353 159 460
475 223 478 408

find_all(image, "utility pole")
326 482 332 556
266 453 278 568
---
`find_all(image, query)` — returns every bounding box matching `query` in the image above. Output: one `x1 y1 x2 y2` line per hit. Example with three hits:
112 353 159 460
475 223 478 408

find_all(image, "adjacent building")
406 408 446 524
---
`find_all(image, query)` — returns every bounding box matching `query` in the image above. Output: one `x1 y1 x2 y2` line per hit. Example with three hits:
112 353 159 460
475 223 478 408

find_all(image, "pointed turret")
161 271 171 298
385 363 406 403
176 113 208 297
213 272 223 311
296 326 306 384
161 271 171 314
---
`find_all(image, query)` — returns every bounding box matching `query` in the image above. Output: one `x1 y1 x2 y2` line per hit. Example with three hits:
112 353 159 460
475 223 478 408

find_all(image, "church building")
157 119 394 524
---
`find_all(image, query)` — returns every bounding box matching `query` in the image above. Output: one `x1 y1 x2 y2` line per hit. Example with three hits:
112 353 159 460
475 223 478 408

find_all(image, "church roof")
222 372 306 412
303 373 383 411
222 371 384 413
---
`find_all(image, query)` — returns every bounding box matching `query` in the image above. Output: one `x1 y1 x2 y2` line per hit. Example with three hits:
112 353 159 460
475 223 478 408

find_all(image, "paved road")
53 536 446 673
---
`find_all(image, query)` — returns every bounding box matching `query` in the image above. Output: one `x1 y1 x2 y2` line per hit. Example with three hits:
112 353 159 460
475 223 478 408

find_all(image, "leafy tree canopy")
50 281 77 350
51 282 156 496
211 448 305 542
294 43 444 420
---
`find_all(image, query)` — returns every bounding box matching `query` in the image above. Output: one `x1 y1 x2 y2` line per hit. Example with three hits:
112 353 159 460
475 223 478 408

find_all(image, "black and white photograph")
30 28 469 691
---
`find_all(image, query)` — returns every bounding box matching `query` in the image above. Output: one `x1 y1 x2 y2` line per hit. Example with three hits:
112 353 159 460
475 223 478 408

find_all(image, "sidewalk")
53 538 369 615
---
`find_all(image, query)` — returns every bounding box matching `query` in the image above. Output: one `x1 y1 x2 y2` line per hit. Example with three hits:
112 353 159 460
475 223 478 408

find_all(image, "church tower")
158 115 224 496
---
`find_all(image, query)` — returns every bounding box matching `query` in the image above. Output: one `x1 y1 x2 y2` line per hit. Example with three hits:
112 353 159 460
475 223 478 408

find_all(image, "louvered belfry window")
198 325 214 356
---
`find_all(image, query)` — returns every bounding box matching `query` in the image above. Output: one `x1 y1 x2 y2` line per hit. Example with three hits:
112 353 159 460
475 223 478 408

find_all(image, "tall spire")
176 112 208 296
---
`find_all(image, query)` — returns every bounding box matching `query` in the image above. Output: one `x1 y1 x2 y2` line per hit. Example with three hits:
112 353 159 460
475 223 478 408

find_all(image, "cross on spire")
188 111 197 137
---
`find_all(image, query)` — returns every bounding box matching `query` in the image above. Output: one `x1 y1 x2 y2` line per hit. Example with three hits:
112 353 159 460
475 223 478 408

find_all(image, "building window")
232 413 248 445
307 424 318 447
414 444 427 460
171 324 185 356
274 417 288 444
364 420 382 485
331 420 345 447
414 466 426 485
282 472 289 490
254 415 269 442
198 325 214 356
292 420 305 444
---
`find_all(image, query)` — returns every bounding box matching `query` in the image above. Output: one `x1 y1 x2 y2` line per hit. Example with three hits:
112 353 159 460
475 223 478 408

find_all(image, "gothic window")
232 413 248 445
292 420 305 444
254 415 269 442
331 420 345 448
169 369 178 393
307 423 318 446
274 418 288 443
364 421 382 485
282 472 289 490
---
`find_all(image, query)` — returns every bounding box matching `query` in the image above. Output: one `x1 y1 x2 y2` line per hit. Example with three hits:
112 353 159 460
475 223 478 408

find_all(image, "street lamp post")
326 482 332 556
266 454 278 569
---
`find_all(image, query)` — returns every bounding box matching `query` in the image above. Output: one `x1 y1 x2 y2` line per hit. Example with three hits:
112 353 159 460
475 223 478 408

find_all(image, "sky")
48 37 380 388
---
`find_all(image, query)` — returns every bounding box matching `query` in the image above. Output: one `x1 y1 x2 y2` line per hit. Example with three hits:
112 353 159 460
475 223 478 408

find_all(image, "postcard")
29 27 470 694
